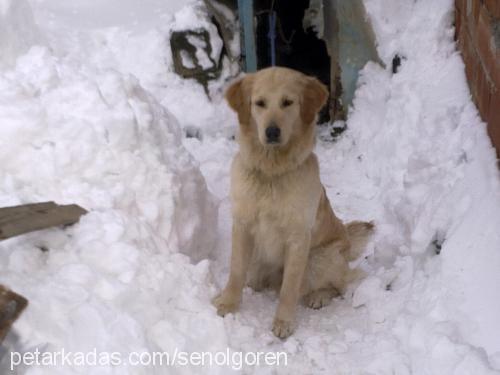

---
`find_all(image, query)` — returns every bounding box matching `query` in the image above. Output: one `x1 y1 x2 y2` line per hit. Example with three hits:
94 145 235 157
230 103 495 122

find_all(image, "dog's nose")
265 125 281 143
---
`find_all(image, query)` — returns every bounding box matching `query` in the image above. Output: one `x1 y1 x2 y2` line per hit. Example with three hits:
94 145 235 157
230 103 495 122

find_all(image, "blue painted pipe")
237 0 257 72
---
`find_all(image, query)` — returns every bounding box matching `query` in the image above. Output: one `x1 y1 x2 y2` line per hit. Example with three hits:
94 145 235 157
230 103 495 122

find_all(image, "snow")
0 0 41 70
174 3 224 68
27 0 191 30
0 0 499 374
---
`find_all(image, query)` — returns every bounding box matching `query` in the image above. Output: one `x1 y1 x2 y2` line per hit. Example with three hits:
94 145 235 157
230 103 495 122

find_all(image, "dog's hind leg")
303 287 340 309
302 239 350 309
303 222 374 309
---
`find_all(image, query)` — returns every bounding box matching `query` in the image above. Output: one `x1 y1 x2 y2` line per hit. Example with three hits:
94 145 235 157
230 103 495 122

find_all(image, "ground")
0 0 499 374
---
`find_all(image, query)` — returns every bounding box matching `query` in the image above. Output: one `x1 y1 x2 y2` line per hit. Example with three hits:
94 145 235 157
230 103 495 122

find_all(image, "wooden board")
0 202 88 241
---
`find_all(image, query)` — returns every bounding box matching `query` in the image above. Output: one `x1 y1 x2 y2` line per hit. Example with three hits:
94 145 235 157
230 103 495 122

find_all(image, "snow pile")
0 14 224 373
0 45 216 261
29 0 238 138
351 0 500 360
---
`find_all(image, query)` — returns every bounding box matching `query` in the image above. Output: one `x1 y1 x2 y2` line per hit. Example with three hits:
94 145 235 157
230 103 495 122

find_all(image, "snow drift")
0 7 221 372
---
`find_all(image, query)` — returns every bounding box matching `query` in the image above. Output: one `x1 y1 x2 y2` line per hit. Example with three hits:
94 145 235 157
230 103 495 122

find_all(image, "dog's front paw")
272 318 295 339
212 293 240 317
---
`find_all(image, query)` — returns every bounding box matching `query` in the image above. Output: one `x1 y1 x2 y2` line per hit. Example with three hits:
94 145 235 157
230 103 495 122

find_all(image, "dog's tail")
345 221 375 261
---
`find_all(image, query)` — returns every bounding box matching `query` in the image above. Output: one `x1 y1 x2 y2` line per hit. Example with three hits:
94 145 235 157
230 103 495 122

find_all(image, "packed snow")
0 0 499 374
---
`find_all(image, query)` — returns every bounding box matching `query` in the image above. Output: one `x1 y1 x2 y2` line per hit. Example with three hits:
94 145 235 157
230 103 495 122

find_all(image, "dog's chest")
232 165 319 229
246 180 292 264
244 177 316 265
235 172 301 224
231 155 322 265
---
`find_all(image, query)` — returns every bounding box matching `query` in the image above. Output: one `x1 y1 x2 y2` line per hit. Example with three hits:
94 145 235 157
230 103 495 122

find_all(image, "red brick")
476 67 492 117
458 1 500 158
455 7 462 39
466 59 480 99
456 6 470 43
475 6 500 90
465 0 479 38
486 90 500 157
456 0 466 14
461 1 477 40
488 89 500 125
472 0 481 23
485 0 500 19
483 46 500 90
476 6 491 58
461 4 471 37
465 0 473 18
461 32 480 90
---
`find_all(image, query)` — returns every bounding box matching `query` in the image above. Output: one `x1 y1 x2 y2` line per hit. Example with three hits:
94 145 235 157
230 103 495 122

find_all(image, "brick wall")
455 0 500 157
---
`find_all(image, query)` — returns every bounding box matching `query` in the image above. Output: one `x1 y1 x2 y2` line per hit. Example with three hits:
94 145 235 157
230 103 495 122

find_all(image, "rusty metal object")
170 29 223 93
0 285 28 342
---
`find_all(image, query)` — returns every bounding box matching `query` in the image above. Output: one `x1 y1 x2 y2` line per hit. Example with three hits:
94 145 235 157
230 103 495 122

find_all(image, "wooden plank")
0 202 88 240
0 202 58 226
0 285 28 341
0 202 56 216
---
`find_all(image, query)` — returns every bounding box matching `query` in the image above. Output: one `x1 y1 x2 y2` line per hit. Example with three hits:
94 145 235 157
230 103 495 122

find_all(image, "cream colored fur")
213 67 374 339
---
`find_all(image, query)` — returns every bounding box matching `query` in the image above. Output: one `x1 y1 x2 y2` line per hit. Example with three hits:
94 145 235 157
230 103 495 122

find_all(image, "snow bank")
0 45 216 261
359 0 500 359
304 0 500 371
0 0 41 70
0 15 224 373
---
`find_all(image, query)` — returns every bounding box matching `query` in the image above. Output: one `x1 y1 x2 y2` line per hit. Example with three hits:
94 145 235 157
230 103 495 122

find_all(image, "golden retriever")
213 67 374 338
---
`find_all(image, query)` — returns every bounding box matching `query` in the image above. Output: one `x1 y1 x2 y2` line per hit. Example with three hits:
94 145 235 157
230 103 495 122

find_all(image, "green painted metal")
334 0 382 109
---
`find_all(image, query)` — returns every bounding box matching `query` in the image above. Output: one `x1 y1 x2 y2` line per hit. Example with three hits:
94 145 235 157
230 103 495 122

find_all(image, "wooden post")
0 202 88 241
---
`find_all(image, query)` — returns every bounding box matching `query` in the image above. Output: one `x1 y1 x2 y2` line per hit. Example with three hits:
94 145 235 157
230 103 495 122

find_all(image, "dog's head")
225 67 328 148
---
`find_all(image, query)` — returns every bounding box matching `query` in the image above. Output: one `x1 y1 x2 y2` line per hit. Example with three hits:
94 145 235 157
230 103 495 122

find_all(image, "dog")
213 67 374 339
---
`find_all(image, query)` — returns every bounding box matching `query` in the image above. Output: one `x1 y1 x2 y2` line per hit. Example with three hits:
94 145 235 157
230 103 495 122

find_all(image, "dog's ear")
300 77 329 125
225 74 255 125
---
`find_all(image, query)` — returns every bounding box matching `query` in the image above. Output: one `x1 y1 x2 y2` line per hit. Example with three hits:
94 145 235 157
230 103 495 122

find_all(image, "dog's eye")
281 99 294 108
254 99 266 108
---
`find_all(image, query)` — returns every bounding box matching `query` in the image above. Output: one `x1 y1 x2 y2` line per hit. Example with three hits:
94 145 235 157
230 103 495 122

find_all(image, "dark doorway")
254 0 331 122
